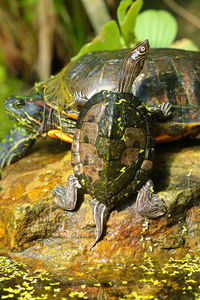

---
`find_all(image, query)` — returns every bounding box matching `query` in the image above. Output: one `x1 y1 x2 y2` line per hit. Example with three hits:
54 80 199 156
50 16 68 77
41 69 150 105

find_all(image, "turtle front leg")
74 91 88 107
52 174 81 210
90 199 110 249
0 126 35 169
135 180 167 219
148 102 172 120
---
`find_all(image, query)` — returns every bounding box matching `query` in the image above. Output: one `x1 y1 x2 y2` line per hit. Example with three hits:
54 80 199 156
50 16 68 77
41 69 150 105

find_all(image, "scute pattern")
84 102 107 122
121 148 140 166
141 159 153 172
80 122 98 144
124 127 146 148
72 90 155 206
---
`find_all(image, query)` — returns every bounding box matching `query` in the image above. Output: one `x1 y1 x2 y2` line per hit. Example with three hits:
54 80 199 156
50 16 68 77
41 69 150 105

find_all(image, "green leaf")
117 0 133 26
71 41 106 61
102 20 125 49
117 0 143 46
135 10 178 47
71 20 124 61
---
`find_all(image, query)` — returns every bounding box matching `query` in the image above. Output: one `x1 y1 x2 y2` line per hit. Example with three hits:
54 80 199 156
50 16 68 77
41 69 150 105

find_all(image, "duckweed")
1 254 200 299
0 256 87 299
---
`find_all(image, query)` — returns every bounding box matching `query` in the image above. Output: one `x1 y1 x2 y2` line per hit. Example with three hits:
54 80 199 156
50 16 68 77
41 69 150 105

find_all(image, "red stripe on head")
27 101 44 106
27 101 51 110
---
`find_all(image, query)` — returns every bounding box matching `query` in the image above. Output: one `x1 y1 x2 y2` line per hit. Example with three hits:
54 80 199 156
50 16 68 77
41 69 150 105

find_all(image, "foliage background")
0 0 200 139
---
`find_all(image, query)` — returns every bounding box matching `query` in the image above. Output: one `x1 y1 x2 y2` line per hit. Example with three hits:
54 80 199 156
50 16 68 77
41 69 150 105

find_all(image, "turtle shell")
71 90 155 208
36 48 200 116
63 48 200 108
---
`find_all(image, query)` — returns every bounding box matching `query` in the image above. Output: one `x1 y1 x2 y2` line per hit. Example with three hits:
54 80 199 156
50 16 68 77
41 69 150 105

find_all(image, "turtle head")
118 39 149 93
4 94 45 132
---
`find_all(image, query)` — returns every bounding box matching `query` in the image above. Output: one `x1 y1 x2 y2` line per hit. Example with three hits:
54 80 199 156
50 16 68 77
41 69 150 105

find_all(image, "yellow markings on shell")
117 117 124 133
80 178 85 185
99 63 107 84
121 134 125 141
115 98 127 105
120 166 126 173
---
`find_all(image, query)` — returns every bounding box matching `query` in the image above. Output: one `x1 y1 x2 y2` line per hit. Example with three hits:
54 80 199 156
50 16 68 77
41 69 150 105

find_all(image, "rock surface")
0 136 200 260
0 136 200 298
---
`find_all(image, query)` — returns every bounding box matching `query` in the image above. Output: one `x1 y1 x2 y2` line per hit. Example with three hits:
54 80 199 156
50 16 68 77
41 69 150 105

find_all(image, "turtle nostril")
4 96 15 106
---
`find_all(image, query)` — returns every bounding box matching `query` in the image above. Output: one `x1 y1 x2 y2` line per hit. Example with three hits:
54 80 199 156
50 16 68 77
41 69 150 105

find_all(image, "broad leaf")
117 0 133 26
102 20 125 49
118 0 143 46
135 10 177 47
72 20 124 61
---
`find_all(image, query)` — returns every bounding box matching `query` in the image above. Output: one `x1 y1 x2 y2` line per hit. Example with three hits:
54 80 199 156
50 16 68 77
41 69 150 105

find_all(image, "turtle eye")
140 46 146 53
14 99 25 109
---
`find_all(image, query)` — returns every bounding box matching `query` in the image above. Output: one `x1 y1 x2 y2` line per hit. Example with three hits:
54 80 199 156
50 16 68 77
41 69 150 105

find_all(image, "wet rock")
0 137 199 269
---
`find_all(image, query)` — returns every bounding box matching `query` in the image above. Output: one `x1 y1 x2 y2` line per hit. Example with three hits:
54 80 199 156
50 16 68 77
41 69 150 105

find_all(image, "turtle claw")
158 102 172 118
148 102 172 120
135 180 167 219
52 174 81 210
74 91 88 107
90 199 110 249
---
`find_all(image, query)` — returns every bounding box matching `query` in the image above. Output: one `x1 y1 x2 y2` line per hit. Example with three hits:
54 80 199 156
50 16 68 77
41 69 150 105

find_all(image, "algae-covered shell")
71 90 155 207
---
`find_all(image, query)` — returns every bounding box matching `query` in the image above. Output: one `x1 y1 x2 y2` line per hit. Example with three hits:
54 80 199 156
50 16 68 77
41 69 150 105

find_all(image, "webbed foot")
52 174 81 210
90 199 110 249
135 179 167 219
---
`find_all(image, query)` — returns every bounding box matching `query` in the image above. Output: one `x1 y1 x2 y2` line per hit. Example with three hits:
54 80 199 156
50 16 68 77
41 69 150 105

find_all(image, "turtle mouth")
4 99 19 121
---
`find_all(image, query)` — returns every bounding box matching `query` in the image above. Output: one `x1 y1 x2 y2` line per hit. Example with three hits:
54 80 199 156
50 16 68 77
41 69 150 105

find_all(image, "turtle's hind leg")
136 180 167 219
52 174 81 210
90 199 110 249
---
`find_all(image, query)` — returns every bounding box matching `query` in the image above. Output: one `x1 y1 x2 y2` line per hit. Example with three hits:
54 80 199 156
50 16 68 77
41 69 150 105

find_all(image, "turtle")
52 39 172 248
1 42 200 169
0 92 78 169
66 47 200 143
0 40 149 170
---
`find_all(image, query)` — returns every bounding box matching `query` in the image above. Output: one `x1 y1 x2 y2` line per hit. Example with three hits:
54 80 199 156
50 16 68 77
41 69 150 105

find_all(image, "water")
1 254 200 299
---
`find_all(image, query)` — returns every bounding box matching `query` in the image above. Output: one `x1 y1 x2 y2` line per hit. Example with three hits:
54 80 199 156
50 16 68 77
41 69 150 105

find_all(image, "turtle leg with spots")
0 126 36 169
52 174 82 210
148 102 172 119
135 179 167 219
74 91 88 107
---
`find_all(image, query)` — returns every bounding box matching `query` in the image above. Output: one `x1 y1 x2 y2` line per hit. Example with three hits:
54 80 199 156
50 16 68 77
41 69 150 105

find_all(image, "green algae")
0 256 64 300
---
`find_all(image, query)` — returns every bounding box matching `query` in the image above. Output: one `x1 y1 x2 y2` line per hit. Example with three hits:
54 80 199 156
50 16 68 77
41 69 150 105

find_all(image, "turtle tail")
90 199 110 249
